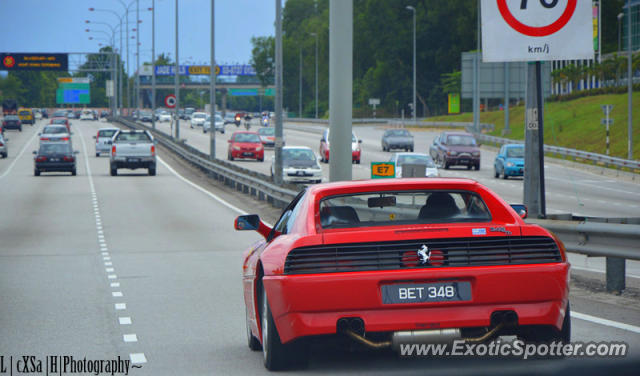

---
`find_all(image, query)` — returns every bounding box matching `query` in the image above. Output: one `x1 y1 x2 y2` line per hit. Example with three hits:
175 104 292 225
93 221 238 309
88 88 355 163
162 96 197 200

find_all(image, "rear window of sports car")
319 190 491 229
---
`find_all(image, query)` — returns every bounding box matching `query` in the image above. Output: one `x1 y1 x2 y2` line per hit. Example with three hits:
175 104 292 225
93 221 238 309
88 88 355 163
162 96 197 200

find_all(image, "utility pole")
274 0 283 184
299 47 302 118
210 0 216 159
151 0 156 129
136 0 140 110
473 0 480 132
504 62 510 134
523 62 546 218
174 0 180 140
329 0 353 182
126 9 130 114
406 5 416 124
627 1 633 160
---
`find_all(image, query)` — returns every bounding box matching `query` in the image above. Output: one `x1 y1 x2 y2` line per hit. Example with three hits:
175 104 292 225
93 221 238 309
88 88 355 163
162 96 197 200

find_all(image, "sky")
0 0 276 72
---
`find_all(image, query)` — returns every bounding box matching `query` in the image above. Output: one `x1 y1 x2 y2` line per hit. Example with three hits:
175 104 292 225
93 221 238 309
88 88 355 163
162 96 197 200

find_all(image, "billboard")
56 83 90 104
141 64 256 76
0 53 68 71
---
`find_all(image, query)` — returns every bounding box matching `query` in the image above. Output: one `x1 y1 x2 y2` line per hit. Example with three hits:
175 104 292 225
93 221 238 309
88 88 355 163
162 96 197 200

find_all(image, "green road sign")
264 88 275 96
229 88 258 96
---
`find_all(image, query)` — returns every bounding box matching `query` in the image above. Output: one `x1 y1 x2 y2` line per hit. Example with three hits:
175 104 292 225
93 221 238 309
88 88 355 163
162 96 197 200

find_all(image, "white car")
271 146 323 184
389 152 439 178
158 111 172 122
190 112 207 128
80 109 94 120
203 114 225 134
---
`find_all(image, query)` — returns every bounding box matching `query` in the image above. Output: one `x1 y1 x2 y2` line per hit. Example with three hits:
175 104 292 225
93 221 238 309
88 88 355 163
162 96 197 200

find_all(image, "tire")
475 164 481 171
444 161 450 170
261 287 308 370
148 167 156 176
246 308 262 351
410 146 414 152
502 168 509 179
258 157 264 162
34 169 40 176
494 167 499 178
96 152 100 157
356 159 360 164
19 126 22 132
467 165 472 170
110 165 117 176
228 152 234 161
71 169 77 176
315 179 321 184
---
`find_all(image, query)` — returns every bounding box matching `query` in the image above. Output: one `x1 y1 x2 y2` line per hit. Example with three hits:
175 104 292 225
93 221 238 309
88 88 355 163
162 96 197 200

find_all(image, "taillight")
40 137 49 141
61 137 69 141
36 156 47 162
63 156 74 162
150 145 155 156
0 142 3 147
96 131 100 142
112 145 116 156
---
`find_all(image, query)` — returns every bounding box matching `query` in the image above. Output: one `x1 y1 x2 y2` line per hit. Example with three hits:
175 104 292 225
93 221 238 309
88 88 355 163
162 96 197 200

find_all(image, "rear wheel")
96 152 100 157
494 167 499 178
228 152 234 161
502 168 508 179
110 165 117 176
71 169 77 176
520 302 571 348
261 287 308 370
34 169 40 176
148 166 156 176
356 159 360 164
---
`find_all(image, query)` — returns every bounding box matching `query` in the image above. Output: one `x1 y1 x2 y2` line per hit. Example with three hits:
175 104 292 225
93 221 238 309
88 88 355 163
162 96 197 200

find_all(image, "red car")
319 128 361 164
235 178 570 370
50 117 71 132
227 131 264 161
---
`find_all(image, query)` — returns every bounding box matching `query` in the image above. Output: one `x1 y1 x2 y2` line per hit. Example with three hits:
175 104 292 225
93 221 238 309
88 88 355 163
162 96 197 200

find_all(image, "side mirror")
358 139 362 144
32 151 37 154
228 139 232 143
92 135 96 139
510 204 528 219
74 151 79 155
234 214 260 231
38 133 41 136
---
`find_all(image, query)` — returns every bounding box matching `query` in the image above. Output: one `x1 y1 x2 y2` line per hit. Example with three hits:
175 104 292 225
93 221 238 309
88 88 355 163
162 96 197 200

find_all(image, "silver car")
39 125 72 146
389 152 439 178
271 146 323 184
93 127 119 157
0 133 8 158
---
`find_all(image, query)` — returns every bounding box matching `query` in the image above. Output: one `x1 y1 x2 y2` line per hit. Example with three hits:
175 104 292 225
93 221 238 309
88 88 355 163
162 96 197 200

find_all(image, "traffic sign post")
369 98 380 118
601 105 613 156
164 94 177 108
481 0 593 219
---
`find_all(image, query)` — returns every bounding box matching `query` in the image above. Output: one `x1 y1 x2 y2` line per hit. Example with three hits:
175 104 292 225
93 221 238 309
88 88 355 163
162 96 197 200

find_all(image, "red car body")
319 129 361 164
50 117 71 132
236 178 570 370
227 131 264 161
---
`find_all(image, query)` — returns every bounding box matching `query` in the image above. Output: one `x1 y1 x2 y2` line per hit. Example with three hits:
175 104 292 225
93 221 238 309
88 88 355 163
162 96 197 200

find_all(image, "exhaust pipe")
391 329 461 351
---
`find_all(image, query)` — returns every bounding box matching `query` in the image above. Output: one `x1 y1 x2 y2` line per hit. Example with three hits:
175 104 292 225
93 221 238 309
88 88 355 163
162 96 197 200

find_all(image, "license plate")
381 281 471 304
460 159 469 164
127 158 140 163
242 152 254 157
50 158 59 162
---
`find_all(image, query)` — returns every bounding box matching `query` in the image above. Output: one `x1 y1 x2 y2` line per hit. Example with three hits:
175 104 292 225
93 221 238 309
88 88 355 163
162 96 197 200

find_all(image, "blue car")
494 144 524 179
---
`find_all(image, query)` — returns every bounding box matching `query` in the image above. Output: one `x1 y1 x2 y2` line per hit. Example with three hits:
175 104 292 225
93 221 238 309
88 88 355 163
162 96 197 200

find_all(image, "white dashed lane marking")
78 128 146 363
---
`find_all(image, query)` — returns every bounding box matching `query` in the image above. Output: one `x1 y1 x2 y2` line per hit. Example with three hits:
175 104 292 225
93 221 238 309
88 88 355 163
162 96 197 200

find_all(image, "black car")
33 143 78 176
2 115 22 132
41 109 49 119
381 128 414 152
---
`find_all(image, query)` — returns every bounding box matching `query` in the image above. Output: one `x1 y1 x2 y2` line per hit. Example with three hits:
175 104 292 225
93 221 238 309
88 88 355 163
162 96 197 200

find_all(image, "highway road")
0 118 639 375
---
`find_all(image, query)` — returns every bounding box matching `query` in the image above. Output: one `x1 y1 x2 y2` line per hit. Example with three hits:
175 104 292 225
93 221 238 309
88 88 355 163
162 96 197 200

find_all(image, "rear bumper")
505 166 524 176
35 162 75 171
263 263 569 344
230 150 264 160
445 156 480 166
111 156 156 169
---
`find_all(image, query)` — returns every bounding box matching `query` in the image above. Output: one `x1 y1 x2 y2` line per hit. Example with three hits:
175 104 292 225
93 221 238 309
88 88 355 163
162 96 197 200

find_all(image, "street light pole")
627 1 633 160
310 32 318 119
406 5 416 124
299 46 302 118
209 0 216 159
136 0 140 110
151 0 156 129
274 0 283 184
175 0 180 140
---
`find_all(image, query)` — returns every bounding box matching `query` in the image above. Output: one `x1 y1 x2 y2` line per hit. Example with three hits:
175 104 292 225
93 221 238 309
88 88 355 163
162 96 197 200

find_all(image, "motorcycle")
244 117 251 130
234 115 241 127
261 117 269 127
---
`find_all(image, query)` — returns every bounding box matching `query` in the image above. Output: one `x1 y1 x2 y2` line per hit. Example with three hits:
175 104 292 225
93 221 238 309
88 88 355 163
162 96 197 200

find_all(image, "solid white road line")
572 311 640 334
0 127 40 180
157 156 273 227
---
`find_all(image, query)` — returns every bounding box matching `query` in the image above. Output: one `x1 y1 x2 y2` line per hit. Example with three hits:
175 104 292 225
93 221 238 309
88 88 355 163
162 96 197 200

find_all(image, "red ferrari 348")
235 178 570 370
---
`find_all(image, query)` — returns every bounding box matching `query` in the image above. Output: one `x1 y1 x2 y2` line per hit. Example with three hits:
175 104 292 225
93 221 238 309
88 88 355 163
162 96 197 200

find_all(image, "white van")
80 109 95 120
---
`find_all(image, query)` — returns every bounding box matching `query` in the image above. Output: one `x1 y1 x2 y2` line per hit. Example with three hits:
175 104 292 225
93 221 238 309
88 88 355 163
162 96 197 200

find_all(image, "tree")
250 36 275 88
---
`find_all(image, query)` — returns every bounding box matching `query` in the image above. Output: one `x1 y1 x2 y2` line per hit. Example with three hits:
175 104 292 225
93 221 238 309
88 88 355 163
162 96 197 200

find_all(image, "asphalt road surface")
0 118 638 375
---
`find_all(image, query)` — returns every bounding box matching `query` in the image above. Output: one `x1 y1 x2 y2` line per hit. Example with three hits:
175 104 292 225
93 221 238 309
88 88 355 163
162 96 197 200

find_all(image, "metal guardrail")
117 117 637 292
469 131 640 172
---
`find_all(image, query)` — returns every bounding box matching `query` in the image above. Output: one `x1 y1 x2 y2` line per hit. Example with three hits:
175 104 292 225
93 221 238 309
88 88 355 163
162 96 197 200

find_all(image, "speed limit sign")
164 94 177 108
481 0 593 62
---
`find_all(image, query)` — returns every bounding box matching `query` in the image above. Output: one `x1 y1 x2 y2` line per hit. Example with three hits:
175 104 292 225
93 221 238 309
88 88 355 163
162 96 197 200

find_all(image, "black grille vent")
284 236 561 275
